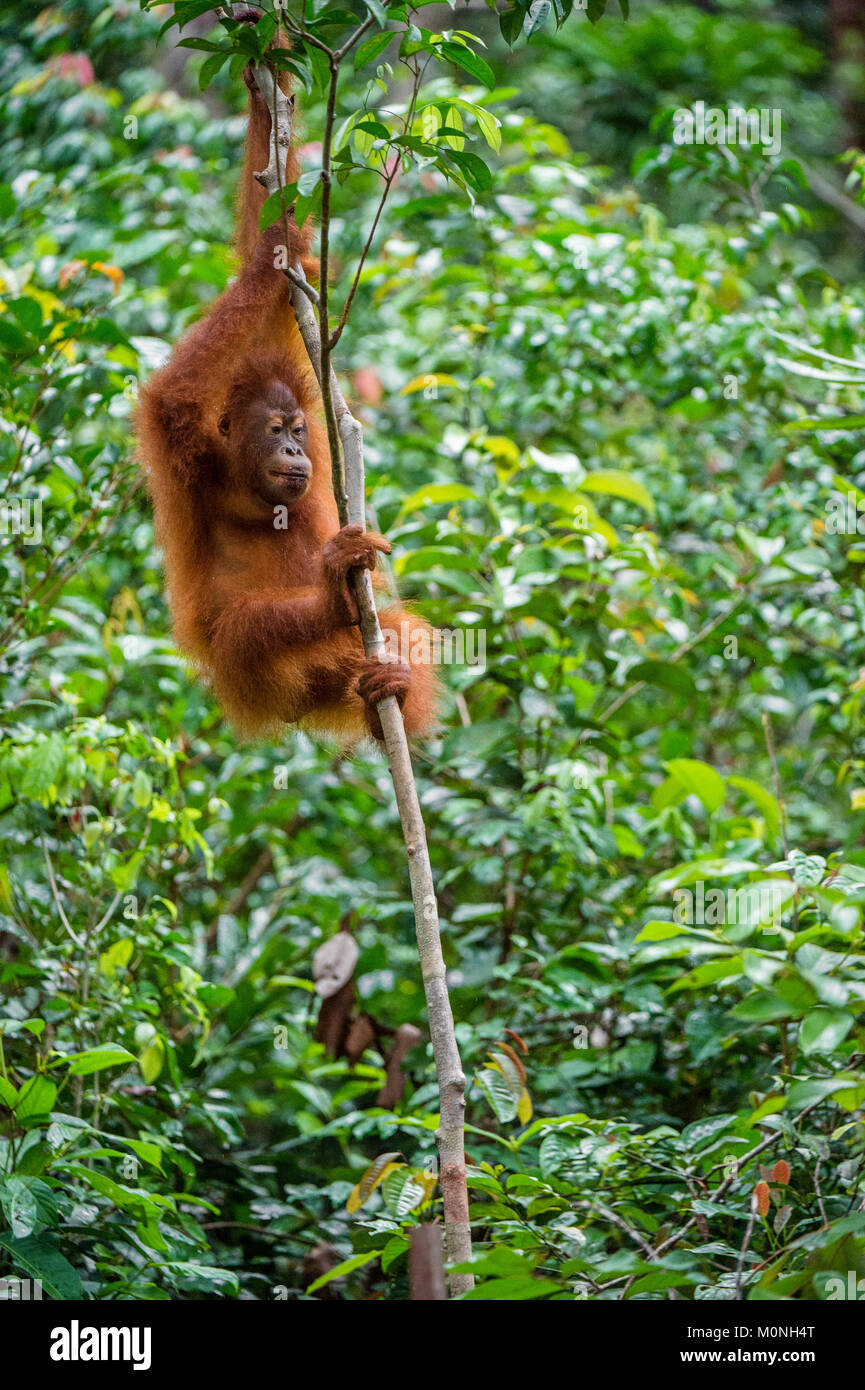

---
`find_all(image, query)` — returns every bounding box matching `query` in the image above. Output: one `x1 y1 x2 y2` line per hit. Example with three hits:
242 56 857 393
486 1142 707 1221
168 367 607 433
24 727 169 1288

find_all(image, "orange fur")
137 51 438 747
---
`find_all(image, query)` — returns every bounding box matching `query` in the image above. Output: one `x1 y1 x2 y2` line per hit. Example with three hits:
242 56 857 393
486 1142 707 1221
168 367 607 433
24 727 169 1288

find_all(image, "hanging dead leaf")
313 930 358 998
344 1014 376 1065
314 979 353 1057
504 1028 529 1055
377 1023 422 1108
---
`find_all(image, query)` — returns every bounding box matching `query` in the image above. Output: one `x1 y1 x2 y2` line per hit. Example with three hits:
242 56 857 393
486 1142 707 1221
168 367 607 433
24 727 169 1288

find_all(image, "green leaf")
360 0 387 23
650 859 761 893
627 661 696 697
798 1008 855 1056
523 0 552 38
198 50 230 90
580 469 655 513
14 1075 57 1121
99 938 134 979
380 1166 428 1217
0 319 28 352
306 1249 379 1294
19 736 65 799
380 1235 409 1272
729 992 795 1023
785 414 865 433
446 149 493 193
439 40 496 90
666 759 725 814
634 921 693 943
499 6 523 45
727 776 781 838
132 769 152 807
475 1065 518 1123
786 1075 864 1110
0 1234 82 1300
177 36 224 52
473 105 502 153
401 373 461 395
124 1138 164 1170
8 297 43 335
307 44 331 92
139 1035 166 1084
62 1047 136 1077
258 186 299 233
354 31 393 68
630 1270 694 1295
398 483 477 516
463 1275 561 1299
111 852 144 893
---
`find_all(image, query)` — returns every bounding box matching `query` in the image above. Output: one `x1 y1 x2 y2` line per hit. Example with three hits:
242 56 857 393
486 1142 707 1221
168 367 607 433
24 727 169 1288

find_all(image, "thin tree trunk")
252 63 473 1296
409 1225 447 1301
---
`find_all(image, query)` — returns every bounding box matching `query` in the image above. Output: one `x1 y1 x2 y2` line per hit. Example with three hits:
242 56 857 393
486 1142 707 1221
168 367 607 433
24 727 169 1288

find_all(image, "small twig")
813 1157 828 1228
588 1200 656 1258
284 264 319 304
800 162 865 239
93 890 124 938
733 1197 758 1300
761 711 789 857
41 836 83 949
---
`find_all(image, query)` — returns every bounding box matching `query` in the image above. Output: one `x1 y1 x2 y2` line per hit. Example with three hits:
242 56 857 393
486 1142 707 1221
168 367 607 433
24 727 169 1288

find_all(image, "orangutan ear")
217 413 231 437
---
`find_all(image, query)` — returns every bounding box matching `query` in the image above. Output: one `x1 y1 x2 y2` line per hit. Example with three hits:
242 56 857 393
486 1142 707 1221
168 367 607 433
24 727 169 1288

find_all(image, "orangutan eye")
269 420 282 435
293 423 305 438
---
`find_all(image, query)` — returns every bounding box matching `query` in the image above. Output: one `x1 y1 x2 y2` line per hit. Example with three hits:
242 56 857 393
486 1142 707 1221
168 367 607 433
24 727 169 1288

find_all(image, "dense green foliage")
1 0 865 1300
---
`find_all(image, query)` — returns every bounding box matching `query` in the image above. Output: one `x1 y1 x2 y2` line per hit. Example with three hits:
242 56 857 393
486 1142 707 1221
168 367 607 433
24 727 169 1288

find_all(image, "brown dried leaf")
344 1014 376 1065
377 1023 422 1109
314 980 353 1057
58 259 87 289
313 930 358 998
504 1028 529 1055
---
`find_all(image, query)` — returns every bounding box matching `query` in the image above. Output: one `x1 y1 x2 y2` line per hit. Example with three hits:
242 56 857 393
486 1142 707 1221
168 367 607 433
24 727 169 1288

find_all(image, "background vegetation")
2 0 865 1300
